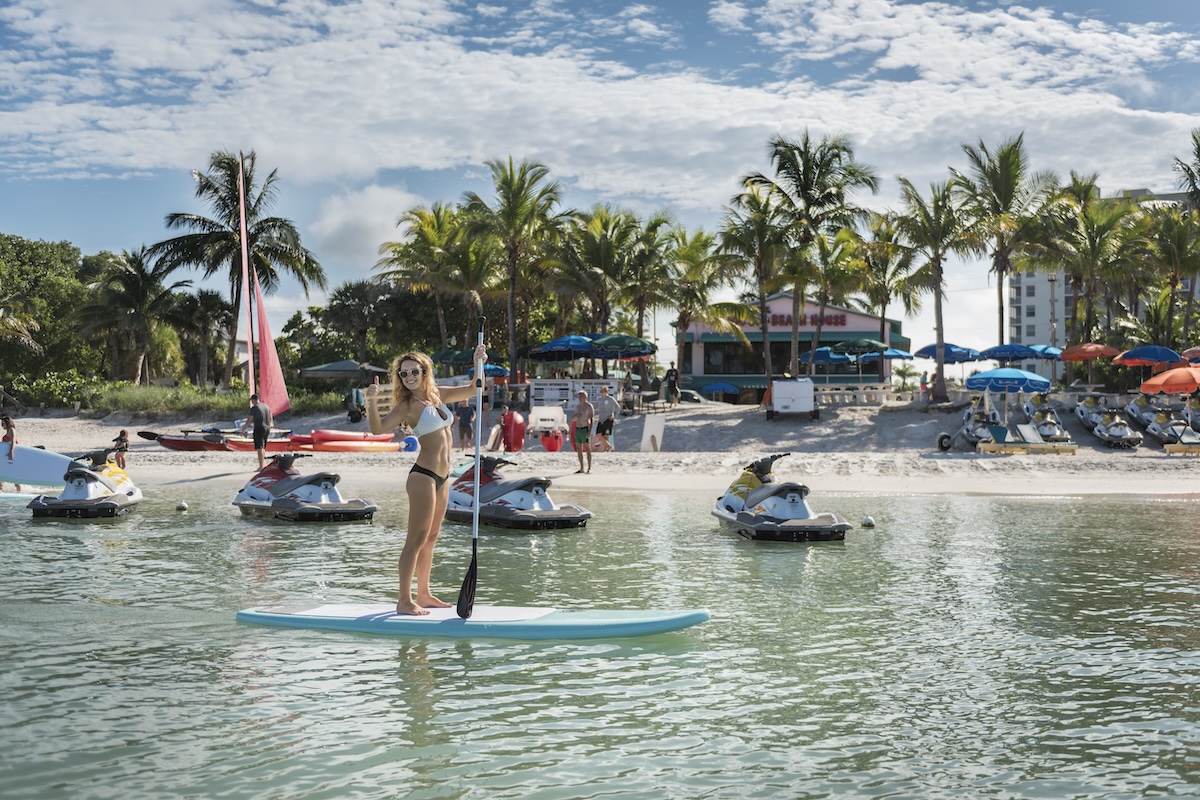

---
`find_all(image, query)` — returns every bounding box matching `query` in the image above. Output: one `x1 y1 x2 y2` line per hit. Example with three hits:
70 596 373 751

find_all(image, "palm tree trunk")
877 304 889 383
507 251 519 382
996 266 1006 346
758 294 773 391
789 289 801 377
933 260 949 402
807 298 827 378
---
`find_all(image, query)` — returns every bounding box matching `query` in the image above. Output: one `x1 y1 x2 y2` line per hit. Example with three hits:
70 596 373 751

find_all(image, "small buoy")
861 515 875 528
176 501 189 512
402 435 419 452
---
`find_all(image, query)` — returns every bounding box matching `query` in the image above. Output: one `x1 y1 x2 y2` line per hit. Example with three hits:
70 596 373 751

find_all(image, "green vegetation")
2 130 1200 413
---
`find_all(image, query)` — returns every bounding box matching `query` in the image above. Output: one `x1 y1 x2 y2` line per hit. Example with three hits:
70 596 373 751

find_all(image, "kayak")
236 603 711 640
224 436 297 452
310 429 396 444
311 440 401 453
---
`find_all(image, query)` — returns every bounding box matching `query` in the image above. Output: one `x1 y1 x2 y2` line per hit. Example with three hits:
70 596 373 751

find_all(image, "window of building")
1026 305 1035 317
1026 325 1036 338
1025 284 1035 297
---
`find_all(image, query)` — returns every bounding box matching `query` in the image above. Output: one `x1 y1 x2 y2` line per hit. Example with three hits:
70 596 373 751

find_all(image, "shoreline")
5 401 1199 498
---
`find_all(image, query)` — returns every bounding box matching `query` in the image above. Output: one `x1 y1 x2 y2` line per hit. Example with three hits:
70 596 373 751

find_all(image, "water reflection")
2 488 1200 797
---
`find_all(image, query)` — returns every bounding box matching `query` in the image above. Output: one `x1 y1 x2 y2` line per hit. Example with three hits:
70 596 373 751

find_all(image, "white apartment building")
1006 188 1195 381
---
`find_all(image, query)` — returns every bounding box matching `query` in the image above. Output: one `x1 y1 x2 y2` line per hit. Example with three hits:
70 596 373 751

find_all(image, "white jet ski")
28 448 143 519
712 452 851 542
445 456 592 530
232 454 378 522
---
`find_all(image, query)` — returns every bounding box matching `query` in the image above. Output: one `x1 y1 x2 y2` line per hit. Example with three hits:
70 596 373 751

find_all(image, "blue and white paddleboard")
0 445 78 487
236 603 710 640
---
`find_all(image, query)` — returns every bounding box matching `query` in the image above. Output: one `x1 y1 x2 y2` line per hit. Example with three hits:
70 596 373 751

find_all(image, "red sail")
254 273 291 416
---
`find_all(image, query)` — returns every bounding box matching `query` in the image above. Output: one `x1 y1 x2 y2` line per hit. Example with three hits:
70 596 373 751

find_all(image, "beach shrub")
9 370 111 408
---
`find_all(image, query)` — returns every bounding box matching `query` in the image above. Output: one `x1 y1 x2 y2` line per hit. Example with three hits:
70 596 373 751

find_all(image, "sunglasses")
399 368 424 379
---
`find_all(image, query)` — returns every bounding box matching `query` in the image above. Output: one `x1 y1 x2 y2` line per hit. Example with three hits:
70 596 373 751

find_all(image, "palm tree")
324 281 391 363
1174 128 1200 209
557 204 640 333
951 133 1056 346
665 226 756 368
0 292 42 355
170 289 232 388
719 186 791 391
376 202 462 350
462 157 563 374
1143 207 1200 348
805 229 865 376
152 150 326 386
75 246 191 384
854 212 920 381
893 178 975 402
744 130 879 248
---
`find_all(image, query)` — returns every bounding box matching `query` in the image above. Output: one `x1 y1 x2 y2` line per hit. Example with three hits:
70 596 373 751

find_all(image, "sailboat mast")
238 152 257 396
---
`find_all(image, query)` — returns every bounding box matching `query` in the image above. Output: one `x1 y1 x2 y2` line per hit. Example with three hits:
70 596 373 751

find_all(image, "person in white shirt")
592 385 622 452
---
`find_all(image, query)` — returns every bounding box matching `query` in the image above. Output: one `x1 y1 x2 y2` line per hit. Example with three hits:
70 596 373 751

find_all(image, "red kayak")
224 436 298 453
146 433 227 452
310 429 396 444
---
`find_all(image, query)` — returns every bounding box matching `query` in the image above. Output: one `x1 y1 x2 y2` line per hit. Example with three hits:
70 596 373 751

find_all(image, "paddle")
457 315 486 619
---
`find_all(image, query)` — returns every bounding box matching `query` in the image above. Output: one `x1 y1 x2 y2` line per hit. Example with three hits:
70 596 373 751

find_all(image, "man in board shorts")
239 393 273 470
571 390 594 474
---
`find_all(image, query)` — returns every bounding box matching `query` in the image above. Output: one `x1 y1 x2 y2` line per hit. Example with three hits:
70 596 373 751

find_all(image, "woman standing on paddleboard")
366 345 487 616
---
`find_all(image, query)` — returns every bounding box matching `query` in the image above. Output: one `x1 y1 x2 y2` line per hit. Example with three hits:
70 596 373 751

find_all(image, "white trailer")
768 378 819 420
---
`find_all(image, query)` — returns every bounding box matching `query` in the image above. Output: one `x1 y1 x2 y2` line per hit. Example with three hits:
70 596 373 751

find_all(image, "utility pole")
1047 272 1058 384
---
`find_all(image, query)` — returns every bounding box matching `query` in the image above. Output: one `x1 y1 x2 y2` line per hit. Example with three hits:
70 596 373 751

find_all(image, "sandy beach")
7 397 1198 498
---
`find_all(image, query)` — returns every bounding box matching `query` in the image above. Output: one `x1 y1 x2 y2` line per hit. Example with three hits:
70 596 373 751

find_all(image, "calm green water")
2 483 1200 799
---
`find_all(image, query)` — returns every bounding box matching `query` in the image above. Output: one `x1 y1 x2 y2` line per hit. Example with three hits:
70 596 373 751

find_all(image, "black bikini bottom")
409 463 448 490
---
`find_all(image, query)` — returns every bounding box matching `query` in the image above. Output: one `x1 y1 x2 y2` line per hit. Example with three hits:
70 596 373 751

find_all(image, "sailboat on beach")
237 152 289 419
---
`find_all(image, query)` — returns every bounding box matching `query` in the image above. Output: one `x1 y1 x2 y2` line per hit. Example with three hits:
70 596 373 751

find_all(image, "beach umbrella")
1113 344 1183 366
528 335 594 362
1060 342 1119 385
588 333 656 360
1181 346 1200 363
298 359 390 380
1029 344 1062 361
800 347 851 364
858 348 914 362
702 382 740 396
1139 366 1200 394
914 343 982 364
980 343 1039 363
832 338 888 355
467 364 510 378
966 367 1051 423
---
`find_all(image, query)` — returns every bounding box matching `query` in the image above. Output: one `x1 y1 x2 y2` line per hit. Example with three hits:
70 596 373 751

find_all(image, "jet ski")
1091 410 1143 448
712 452 851 542
1074 394 1108 427
445 456 592 530
936 409 995 451
28 448 143 518
1124 393 1166 429
232 453 378 522
1023 392 1069 421
1145 410 1200 446
1029 409 1073 443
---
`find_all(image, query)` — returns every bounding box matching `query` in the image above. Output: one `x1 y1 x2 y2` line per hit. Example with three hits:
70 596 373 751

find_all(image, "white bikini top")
412 401 453 438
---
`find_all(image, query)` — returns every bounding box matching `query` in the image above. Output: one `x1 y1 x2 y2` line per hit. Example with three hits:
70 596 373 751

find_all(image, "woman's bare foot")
417 593 453 609
396 599 431 616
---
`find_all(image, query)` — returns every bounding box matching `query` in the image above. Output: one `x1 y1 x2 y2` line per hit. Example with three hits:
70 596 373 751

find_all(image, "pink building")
676 291 911 401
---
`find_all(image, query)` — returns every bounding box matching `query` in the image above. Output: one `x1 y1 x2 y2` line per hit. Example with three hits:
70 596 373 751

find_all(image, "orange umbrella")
1060 342 1120 385
1140 366 1200 394
1060 343 1119 361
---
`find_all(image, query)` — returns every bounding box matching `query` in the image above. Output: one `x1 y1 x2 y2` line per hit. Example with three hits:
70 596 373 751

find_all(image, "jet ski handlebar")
745 452 791 476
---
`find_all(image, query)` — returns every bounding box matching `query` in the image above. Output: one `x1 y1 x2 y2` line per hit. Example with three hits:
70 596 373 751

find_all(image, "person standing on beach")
665 361 681 406
454 400 474 452
366 344 488 616
111 429 129 469
2 416 15 462
592 385 621 452
572 390 594 473
239 394 273 471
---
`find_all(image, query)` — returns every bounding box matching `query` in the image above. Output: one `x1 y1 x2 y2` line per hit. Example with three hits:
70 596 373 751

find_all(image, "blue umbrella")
858 348 914 363
1113 344 1183 366
702 382 740 395
965 367 1051 393
980 343 1039 363
529 335 594 361
1029 344 1062 361
800 347 851 364
915 343 982 364
467 364 510 377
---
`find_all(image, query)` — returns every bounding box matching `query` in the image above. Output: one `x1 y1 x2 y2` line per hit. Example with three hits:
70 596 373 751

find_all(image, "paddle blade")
456 543 477 619
136 431 160 441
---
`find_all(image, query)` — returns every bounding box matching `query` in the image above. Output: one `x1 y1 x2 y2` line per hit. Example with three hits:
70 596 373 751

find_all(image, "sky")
2 0 1199 358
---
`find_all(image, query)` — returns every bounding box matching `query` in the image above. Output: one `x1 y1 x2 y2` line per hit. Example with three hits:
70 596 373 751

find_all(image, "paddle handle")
457 315 486 619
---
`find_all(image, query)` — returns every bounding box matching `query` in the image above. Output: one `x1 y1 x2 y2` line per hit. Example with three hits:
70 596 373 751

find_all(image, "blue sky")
2 0 1199 355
